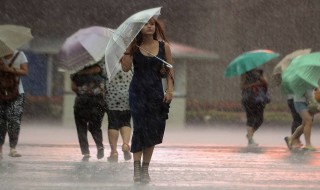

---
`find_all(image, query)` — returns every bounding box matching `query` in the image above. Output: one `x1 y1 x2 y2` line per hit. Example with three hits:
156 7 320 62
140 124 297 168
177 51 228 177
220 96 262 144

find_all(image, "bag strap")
161 41 174 86
8 52 20 67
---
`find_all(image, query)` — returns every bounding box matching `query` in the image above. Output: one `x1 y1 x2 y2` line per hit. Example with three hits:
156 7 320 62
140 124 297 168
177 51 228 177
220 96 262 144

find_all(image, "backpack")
0 52 21 101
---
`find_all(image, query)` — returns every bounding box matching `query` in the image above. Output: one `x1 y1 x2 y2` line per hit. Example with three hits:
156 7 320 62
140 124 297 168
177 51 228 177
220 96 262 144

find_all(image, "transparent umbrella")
104 7 164 81
0 25 33 57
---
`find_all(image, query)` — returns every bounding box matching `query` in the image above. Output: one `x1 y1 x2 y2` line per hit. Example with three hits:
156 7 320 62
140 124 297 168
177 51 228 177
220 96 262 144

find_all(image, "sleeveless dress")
130 41 167 153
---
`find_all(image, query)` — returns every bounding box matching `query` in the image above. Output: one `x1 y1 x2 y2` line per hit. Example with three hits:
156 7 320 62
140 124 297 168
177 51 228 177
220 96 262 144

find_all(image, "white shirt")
293 89 314 103
1 51 28 94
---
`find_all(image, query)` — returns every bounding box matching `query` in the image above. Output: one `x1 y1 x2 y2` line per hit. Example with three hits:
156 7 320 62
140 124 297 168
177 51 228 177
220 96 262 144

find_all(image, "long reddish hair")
129 17 169 55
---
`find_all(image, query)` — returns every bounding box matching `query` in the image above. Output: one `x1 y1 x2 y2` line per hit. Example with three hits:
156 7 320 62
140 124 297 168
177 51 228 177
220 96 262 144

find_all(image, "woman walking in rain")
285 89 317 151
120 17 174 183
71 60 106 161
0 51 28 159
105 70 133 162
240 68 269 146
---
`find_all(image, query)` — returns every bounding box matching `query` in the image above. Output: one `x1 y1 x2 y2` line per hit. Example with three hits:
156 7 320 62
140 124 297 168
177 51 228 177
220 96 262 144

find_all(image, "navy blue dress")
130 41 167 153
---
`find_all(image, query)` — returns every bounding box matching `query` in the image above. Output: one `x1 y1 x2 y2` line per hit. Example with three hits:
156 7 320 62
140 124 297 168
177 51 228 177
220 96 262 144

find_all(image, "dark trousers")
0 94 24 148
287 98 302 134
74 95 105 155
242 100 265 131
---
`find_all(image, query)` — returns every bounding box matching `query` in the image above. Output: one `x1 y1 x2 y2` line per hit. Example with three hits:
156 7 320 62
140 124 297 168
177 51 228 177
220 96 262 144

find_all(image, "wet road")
1 125 320 190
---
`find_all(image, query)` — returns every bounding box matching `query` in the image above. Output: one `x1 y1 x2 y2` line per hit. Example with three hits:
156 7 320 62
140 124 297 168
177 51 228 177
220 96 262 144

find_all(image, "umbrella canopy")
281 52 320 97
273 49 311 75
224 49 279 78
271 49 311 86
104 7 162 81
58 26 112 71
0 24 33 57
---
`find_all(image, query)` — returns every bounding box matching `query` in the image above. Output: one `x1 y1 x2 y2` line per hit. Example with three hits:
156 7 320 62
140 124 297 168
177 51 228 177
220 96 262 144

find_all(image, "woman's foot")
97 147 104 159
303 145 317 151
297 139 304 147
141 162 151 183
284 136 292 150
122 143 132 161
246 134 258 147
82 154 91 162
133 161 141 183
9 149 21 157
107 151 118 162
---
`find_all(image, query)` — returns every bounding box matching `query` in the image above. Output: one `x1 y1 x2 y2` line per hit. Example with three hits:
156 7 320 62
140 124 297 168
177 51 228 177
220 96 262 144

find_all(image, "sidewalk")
1 124 320 190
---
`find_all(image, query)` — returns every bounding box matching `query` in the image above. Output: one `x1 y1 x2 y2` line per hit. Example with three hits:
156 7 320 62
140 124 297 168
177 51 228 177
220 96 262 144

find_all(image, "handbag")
242 86 270 104
307 89 320 115
0 52 21 101
159 63 167 78
255 87 271 104
161 102 170 120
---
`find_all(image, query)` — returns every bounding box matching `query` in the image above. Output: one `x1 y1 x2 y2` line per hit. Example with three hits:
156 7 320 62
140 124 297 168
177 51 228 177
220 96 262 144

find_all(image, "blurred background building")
1 0 320 127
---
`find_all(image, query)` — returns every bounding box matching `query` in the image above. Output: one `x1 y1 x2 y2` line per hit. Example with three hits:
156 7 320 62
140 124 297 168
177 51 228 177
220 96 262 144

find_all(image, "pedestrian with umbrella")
70 60 106 161
113 7 173 183
58 26 112 161
282 52 320 151
0 25 32 159
225 49 279 147
105 69 133 163
272 49 311 147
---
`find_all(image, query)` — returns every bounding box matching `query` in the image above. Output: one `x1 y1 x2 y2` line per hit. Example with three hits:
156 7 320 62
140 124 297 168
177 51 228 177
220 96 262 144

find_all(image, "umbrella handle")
136 45 173 68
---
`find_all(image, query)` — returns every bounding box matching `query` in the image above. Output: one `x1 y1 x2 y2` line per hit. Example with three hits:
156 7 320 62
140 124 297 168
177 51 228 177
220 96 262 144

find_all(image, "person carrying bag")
0 51 29 159
0 52 20 101
241 68 269 147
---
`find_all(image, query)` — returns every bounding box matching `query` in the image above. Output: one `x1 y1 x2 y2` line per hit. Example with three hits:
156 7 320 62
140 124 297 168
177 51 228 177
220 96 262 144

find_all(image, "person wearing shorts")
285 89 316 151
105 70 133 162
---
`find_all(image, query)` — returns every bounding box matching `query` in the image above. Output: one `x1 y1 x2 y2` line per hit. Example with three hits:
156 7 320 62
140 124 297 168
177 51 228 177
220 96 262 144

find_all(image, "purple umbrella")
58 26 112 71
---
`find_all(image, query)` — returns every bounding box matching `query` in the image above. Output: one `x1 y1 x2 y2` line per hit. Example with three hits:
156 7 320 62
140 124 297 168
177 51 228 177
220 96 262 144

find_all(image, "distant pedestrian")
121 17 174 183
71 60 106 161
0 51 28 159
105 70 133 162
240 68 269 146
285 89 316 151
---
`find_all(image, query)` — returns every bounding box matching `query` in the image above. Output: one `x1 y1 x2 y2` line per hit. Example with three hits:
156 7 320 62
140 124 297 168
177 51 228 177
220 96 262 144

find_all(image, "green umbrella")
270 49 311 87
224 49 279 78
281 52 320 97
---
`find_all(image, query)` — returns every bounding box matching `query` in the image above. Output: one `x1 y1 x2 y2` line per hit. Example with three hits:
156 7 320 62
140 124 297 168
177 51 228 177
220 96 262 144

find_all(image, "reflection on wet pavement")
1 144 320 190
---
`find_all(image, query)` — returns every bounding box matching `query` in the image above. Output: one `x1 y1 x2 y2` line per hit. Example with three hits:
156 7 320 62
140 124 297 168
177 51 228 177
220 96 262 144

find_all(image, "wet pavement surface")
1 124 320 190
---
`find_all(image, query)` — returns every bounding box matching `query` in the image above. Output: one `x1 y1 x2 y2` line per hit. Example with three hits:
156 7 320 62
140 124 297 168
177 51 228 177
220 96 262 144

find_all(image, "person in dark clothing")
287 95 303 147
121 17 174 183
240 68 269 147
71 61 106 161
